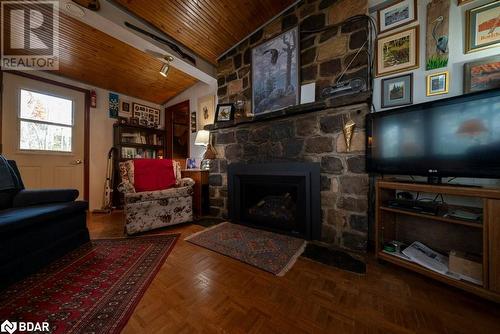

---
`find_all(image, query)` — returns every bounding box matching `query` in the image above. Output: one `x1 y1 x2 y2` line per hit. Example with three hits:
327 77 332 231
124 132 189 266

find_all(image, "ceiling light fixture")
159 56 174 78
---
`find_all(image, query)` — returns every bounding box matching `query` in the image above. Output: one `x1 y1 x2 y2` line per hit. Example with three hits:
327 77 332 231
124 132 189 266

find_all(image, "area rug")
185 222 306 276
0 234 178 334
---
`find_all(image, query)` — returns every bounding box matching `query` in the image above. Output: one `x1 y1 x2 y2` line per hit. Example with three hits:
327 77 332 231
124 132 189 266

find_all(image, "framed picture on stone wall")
198 95 215 129
251 26 300 115
377 0 417 33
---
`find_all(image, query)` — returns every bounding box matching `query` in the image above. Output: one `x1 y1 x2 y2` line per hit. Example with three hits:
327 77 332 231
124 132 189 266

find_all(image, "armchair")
118 159 195 235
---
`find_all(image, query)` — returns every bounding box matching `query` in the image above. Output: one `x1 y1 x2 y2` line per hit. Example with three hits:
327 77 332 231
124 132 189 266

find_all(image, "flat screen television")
366 88 500 179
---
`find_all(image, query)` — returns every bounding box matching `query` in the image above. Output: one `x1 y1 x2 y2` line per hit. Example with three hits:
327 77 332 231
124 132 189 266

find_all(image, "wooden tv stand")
376 180 500 302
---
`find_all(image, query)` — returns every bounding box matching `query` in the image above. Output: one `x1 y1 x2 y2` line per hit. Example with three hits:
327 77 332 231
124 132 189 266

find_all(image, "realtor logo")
0 320 16 334
1 0 59 70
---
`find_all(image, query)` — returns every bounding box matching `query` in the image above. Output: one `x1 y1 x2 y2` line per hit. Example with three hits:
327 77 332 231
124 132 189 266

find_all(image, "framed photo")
108 93 119 119
132 103 161 127
252 26 300 115
466 1 500 53
458 0 474 5
186 158 198 169
377 0 417 33
198 95 216 128
464 56 500 93
191 111 197 133
427 71 449 96
215 103 235 122
381 73 413 108
376 26 419 77
120 101 131 118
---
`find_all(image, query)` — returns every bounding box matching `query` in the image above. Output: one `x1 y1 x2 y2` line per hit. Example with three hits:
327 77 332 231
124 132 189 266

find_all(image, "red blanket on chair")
133 159 176 192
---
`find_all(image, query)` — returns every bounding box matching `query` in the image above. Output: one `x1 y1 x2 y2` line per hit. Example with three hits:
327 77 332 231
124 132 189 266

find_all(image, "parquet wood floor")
87 212 500 334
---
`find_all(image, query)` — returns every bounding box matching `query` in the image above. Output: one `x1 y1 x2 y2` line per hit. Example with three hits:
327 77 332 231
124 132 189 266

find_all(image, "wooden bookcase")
376 180 500 302
112 123 167 207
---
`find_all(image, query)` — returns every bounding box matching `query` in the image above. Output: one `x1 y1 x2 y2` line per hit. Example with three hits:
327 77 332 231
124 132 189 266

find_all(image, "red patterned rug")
185 222 306 276
0 234 178 334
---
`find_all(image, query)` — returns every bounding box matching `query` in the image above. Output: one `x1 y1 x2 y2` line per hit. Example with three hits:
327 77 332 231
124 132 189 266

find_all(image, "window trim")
17 88 75 154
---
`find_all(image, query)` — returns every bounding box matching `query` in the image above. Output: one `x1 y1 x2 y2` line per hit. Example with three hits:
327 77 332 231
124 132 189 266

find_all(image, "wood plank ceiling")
55 14 197 104
113 0 296 64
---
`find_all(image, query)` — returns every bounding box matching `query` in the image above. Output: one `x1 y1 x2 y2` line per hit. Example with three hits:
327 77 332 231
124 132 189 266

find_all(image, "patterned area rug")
185 222 306 276
0 235 178 334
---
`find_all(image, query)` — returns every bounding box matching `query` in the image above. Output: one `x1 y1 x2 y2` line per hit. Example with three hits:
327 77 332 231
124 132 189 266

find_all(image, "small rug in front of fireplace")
185 222 306 276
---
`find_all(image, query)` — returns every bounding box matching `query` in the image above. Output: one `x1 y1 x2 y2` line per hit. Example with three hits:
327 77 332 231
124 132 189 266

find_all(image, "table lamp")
195 130 217 170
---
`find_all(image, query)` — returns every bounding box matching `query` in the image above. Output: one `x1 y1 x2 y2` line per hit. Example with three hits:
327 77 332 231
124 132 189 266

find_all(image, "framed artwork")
464 56 500 93
376 26 419 77
120 101 131 117
132 103 161 128
129 117 139 126
466 0 500 53
215 103 235 122
425 0 449 70
108 93 119 119
198 95 215 128
252 26 299 115
426 71 449 96
377 0 417 33
458 0 474 5
186 158 198 169
381 73 413 108
191 111 197 133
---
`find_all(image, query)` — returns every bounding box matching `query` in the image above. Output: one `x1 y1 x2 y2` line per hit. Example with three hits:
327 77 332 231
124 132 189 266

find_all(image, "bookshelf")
376 180 500 302
112 123 167 207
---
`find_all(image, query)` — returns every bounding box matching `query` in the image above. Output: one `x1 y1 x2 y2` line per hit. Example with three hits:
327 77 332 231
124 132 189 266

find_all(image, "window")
19 89 73 152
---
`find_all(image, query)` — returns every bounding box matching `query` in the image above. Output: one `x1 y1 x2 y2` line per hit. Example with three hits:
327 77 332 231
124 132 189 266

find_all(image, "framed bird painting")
251 26 300 115
425 0 449 70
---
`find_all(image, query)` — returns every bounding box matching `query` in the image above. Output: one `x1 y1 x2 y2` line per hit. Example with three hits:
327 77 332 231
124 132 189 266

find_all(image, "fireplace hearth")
228 163 321 240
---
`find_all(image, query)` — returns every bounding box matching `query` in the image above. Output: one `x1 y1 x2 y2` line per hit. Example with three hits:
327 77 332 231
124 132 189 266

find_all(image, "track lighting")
159 56 174 78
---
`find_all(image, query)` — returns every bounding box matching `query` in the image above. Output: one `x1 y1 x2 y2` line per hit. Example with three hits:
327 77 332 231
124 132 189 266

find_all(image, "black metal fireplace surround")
228 163 321 240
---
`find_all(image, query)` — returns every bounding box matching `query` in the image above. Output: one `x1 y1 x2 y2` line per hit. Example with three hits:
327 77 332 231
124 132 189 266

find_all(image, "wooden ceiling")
55 14 197 104
113 0 296 64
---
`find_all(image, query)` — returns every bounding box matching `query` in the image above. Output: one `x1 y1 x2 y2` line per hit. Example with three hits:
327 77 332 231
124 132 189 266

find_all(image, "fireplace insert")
228 162 321 240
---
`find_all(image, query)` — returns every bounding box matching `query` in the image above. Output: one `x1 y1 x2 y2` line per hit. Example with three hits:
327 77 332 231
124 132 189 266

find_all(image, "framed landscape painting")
252 27 299 115
378 0 417 33
376 26 419 77
381 73 413 108
464 56 500 93
466 0 500 53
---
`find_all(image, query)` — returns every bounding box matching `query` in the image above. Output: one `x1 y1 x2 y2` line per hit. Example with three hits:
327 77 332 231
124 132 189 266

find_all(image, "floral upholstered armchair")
118 159 195 235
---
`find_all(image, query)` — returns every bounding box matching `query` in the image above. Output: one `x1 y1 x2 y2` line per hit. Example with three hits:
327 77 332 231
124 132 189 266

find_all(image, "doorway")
165 100 190 159
1 72 89 199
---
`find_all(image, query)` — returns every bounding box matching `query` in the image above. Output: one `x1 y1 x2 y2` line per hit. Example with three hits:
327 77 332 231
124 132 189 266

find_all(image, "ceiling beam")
59 0 217 88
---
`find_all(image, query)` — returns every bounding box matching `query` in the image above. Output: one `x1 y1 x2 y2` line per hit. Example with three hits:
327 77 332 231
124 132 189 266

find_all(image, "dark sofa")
0 158 90 288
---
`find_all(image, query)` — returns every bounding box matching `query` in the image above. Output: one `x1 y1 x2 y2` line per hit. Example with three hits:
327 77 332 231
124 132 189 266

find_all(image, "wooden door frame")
0 70 91 201
165 100 190 159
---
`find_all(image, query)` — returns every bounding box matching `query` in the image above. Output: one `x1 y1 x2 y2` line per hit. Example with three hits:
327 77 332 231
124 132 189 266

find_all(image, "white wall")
370 0 500 111
164 82 217 160
3 71 163 211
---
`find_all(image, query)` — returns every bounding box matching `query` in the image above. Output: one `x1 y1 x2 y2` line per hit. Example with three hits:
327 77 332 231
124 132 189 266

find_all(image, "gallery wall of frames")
370 0 500 111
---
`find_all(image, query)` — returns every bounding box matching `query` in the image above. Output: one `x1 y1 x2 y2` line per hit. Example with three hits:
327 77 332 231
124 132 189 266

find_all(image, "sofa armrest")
125 186 193 204
179 177 195 187
12 189 79 208
117 181 136 194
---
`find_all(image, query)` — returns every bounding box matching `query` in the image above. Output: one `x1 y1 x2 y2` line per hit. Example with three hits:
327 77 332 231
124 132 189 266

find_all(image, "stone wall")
217 0 368 114
208 101 370 251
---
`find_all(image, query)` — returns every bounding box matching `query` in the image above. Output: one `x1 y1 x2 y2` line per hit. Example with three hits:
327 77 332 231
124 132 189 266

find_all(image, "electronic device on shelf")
387 199 441 216
445 210 482 222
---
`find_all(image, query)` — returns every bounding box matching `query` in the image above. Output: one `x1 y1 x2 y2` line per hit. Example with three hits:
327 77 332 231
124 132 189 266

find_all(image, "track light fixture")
159 56 174 78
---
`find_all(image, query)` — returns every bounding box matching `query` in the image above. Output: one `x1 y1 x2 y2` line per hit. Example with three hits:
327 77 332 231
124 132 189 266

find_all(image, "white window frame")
17 88 75 154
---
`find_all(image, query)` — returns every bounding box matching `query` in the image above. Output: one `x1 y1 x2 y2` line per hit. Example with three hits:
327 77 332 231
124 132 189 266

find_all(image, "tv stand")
376 180 500 302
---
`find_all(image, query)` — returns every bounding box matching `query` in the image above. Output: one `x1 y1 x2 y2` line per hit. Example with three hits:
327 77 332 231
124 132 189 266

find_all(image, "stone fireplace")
208 98 370 251
228 162 321 240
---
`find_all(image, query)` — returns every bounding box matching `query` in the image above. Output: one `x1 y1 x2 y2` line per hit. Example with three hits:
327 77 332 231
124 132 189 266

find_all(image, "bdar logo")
0 320 17 334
